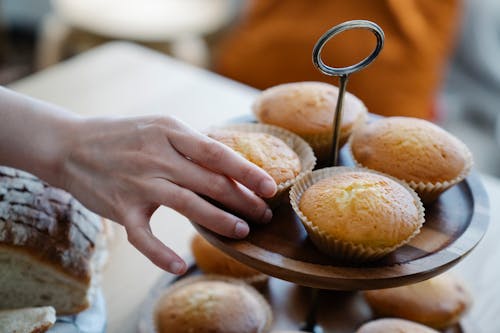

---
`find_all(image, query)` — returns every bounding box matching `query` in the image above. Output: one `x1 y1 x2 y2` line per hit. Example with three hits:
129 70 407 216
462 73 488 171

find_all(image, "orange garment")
213 0 462 120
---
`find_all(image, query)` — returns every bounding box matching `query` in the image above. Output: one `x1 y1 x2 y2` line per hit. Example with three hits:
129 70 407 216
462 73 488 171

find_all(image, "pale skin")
0 87 277 274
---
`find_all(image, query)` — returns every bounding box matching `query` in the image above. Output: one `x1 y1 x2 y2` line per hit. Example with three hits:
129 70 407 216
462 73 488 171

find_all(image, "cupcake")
350 117 473 203
290 167 424 262
191 233 268 287
154 276 272 333
355 318 439 333
207 123 316 204
363 273 472 329
252 81 367 162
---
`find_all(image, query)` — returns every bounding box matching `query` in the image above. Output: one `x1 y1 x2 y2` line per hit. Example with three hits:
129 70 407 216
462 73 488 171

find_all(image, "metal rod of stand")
329 74 349 166
300 288 323 333
303 20 385 332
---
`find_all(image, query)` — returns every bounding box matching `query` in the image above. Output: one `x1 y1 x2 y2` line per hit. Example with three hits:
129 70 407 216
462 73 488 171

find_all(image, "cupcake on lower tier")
350 116 473 203
363 273 472 329
252 81 367 162
154 276 272 333
191 233 268 288
207 123 316 205
356 318 439 333
290 167 424 262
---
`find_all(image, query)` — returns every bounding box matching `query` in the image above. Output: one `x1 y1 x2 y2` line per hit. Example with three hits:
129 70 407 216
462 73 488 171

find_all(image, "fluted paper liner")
348 136 474 204
153 275 273 333
289 167 425 262
207 123 316 206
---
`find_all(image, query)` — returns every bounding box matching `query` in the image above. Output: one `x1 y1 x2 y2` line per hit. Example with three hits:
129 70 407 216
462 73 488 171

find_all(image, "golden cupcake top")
208 130 301 184
252 81 367 136
356 318 439 333
363 273 472 329
155 278 272 333
350 116 472 184
298 171 422 248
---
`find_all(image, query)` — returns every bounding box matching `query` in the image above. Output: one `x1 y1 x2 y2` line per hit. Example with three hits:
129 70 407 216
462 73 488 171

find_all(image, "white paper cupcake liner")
289 166 425 262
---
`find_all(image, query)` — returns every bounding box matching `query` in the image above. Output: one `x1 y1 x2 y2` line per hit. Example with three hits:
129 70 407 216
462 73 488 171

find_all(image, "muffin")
356 318 439 333
252 81 367 162
350 117 473 203
207 123 316 203
290 167 424 261
191 233 268 287
155 276 272 333
363 273 472 329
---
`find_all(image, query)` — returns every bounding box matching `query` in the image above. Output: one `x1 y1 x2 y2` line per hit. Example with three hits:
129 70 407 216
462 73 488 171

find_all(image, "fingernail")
234 221 249 238
169 261 185 275
262 208 273 223
259 178 277 197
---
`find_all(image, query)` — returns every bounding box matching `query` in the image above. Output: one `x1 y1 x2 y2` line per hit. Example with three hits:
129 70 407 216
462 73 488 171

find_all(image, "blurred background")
1 0 499 176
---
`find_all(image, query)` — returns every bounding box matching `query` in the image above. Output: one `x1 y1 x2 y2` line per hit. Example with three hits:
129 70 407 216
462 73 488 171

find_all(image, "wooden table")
9 42 500 333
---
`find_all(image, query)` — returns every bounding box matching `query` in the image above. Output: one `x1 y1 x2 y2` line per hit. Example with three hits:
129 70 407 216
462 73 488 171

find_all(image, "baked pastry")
207 123 315 202
350 116 473 202
155 276 272 333
290 167 424 261
0 306 56 333
252 81 367 161
355 318 439 333
208 130 300 184
363 273 472 329
0 166 107 315
191 233 268 287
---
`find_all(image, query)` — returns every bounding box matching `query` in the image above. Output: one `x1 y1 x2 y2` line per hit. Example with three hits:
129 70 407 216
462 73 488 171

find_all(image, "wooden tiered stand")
140 21 490 333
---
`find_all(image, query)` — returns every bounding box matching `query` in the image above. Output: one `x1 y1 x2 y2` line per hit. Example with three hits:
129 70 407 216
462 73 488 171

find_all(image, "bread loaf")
0 306 56 333
0 166 106 315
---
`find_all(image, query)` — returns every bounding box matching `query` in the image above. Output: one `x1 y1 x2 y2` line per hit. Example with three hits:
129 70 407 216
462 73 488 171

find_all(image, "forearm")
0 86 80 188
0 87 276 273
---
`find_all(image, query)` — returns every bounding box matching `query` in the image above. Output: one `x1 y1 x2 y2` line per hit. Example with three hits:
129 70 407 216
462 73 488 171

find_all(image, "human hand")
55 115 277 274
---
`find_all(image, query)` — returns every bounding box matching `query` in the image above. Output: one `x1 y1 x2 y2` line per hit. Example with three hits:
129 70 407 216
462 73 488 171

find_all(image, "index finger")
168 124 277 198
127 225 187 274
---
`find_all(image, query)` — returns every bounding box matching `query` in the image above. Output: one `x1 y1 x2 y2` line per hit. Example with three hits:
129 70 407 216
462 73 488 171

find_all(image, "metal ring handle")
312 20 384 76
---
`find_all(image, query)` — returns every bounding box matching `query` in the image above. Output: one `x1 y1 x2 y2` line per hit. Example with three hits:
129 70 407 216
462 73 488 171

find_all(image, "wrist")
35 115 83 190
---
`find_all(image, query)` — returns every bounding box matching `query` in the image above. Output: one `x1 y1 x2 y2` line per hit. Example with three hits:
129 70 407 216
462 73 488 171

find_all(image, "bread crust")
0 166 107 314
0 167 101 283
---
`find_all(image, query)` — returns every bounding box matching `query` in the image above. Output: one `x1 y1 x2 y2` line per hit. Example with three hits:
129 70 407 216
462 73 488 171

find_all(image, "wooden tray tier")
138 265 471 333
193 144 490 290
